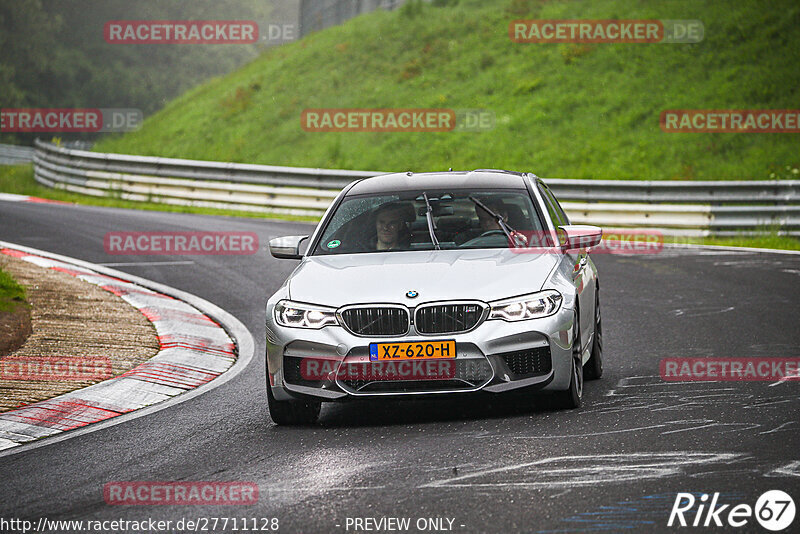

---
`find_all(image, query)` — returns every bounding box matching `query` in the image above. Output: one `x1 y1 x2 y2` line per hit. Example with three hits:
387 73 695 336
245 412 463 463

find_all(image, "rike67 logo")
669 490 795 531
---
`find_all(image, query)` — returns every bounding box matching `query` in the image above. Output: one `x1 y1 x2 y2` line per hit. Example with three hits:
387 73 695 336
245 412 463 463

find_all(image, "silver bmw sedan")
265 170 603 424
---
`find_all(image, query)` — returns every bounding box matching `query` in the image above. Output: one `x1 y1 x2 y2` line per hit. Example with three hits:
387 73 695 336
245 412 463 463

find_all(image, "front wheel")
267 382 321 425
584 287 603 380
554 313 583 409
554 355 583 409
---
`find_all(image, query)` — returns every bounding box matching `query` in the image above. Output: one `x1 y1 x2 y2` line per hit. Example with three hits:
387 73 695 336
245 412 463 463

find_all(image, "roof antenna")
406 171 412 176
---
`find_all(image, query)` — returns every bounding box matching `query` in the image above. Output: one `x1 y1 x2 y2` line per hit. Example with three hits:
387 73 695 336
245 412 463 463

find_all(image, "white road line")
742 398 795 407
660 421 760 435
766 461 800 477
759 421 797 434
670 306 735 317
266 486 387 491
420 452 741 489
768 370 800 387
659 420 716 434
508 424 668 438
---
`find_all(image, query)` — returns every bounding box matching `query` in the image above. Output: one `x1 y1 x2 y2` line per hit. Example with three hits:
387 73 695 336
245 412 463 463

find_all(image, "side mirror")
557 225 602 251
269 235 309 259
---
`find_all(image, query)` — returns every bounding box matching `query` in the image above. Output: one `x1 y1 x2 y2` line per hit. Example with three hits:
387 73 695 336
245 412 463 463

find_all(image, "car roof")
347 170 531 195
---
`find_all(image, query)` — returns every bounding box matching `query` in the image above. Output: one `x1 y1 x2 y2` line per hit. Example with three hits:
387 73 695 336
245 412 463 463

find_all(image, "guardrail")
0 143 35 165
32 140 800 236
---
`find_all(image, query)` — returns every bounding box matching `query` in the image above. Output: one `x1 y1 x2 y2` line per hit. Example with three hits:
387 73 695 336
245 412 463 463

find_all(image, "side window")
549 188 570 225
537 183 568 228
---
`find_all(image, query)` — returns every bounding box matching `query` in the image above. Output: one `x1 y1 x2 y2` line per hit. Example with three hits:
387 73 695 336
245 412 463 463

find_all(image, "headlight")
274 300 339 329
488 290 562 322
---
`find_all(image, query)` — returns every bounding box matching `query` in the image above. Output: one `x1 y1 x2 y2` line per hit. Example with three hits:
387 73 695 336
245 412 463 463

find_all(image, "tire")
554 313 583 409
584 287 603 380
267 382 321 425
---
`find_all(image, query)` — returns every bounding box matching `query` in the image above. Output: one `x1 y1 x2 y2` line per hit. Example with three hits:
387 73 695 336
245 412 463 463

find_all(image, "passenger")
475 198 509 233
457 198 511 247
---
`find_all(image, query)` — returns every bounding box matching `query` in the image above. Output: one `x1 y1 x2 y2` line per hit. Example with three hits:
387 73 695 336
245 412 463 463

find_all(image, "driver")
372 201 415 251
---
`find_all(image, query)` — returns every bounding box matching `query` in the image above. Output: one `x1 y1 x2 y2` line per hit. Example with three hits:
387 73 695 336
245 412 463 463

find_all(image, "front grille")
415 303 485 334
339 306 409 336
338 358 493 393
346 380 473 393
497 347 552 378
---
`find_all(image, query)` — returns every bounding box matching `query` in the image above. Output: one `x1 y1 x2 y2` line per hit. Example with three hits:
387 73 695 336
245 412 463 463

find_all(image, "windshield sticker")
327 240 341 249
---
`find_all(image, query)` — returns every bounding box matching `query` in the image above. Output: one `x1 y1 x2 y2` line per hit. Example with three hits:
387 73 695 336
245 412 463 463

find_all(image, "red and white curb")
0 242 254 455
0 193 69 204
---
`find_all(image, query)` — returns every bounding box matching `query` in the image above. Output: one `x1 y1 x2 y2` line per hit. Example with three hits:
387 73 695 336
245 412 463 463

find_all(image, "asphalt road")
1 200 799 533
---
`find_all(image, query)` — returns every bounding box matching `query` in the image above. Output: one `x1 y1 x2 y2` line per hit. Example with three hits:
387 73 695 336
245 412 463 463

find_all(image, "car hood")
287 249 561 306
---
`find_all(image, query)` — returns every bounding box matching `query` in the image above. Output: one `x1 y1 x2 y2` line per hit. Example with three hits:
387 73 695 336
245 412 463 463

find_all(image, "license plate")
369 340 456 361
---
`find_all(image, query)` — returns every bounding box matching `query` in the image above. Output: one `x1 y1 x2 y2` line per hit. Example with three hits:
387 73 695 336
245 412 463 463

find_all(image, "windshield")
313 189 544 255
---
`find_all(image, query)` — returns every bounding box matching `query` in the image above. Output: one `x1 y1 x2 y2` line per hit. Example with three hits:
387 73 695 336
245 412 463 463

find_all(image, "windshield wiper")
422 192 441 250
468 196 519 247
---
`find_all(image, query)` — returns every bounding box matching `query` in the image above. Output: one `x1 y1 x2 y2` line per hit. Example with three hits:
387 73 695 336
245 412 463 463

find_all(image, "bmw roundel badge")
406 290 418 299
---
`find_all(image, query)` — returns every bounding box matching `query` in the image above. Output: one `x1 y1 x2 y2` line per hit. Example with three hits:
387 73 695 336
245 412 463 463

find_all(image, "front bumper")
266 305 574 401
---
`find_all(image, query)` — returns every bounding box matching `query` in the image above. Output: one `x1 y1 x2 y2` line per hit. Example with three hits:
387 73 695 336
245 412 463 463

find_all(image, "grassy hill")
97 0 800 180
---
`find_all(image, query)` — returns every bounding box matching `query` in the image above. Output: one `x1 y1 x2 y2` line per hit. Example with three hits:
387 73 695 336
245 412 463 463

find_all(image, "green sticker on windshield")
327 240 341 248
